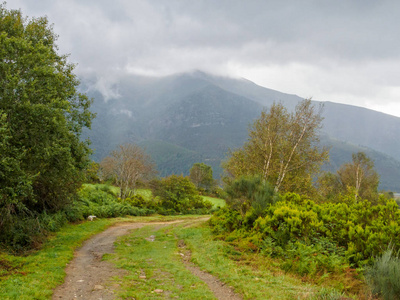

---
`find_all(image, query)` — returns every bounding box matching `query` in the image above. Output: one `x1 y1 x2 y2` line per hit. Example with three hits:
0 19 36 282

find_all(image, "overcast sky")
9 0 400 117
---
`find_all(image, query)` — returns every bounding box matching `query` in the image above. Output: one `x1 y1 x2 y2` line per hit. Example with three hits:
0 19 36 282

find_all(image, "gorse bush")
209 189 400 276
366 245 400 300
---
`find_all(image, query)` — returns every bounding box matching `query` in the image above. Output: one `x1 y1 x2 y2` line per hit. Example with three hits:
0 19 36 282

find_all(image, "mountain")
82 71 400 191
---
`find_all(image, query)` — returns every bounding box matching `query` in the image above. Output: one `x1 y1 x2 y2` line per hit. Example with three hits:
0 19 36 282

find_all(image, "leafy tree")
317 152 380 203
0 4 94 233
152 175 211 212
189 163 214 191
100 144 156 199
337 152 379 202
223 99 329 194
0 112 33 230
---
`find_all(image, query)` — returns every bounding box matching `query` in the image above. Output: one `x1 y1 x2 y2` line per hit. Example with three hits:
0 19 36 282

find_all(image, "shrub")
76 185 153 218
365 245 400 300
209 190 400 277
122 194 157 210
152 175 212 214
225 175 278 219
314 288 345 300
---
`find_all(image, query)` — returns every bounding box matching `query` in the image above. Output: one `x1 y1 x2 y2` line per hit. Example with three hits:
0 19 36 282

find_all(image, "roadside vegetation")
211 100 400 299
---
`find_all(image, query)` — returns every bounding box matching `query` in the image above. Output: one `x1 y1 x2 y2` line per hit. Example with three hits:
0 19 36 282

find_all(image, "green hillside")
138 140 203 177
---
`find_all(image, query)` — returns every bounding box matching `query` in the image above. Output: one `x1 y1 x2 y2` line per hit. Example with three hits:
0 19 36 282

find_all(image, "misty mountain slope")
83 71 400 191
184 72 400 163
150 84 262 154
322 102 400 161
138 140 203 177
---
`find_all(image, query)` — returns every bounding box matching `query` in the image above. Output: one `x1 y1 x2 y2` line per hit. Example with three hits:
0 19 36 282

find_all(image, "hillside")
82 71 400 191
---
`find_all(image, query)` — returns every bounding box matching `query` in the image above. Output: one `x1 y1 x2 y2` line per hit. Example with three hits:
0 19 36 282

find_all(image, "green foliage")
209 207 243 236
0 112 33 229
319 152 380 203
76 185 153 218
223 99 328 195
189 162 214 192
152 175 212 214
225 175 278 221
0 4 94 249
84 161 100 183
313 288 345 300
365 245 400 300
210 191 400 277
122 194 157 211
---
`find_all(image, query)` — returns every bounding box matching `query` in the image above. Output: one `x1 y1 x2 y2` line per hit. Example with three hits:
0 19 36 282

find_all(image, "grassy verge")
0 218 116 299
174 223 320 299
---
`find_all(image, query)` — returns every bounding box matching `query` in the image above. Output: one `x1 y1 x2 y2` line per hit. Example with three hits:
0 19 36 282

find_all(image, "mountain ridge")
82 71 400 191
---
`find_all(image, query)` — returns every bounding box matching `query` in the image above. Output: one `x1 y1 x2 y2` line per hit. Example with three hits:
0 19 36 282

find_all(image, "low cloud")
9 0 400 116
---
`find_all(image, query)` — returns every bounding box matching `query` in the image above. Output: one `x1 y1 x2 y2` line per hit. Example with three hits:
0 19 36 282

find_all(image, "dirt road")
52 219 242 300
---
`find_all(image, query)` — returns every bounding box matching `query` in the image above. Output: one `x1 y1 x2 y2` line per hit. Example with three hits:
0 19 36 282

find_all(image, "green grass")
136 188 153 201
201 195 226 208
82 183 120 196
366 246 400 300
110 222 217 299
173 222 318 299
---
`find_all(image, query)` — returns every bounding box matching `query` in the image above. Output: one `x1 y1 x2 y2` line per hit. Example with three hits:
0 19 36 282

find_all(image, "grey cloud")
8 0 400 116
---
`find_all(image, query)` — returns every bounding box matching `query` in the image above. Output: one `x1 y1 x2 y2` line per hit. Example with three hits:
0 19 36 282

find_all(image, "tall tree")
0 4 94 225
100 144 156 199
189 163 214 191
223 99 329 194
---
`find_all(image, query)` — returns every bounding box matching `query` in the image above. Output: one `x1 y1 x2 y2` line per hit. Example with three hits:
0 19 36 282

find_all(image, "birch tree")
100 144 156 199
337 152 379 202
223 99 329 194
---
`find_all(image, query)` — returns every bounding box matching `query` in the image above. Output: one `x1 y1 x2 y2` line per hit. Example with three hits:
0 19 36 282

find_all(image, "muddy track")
177 239 242 300
52 219 242 300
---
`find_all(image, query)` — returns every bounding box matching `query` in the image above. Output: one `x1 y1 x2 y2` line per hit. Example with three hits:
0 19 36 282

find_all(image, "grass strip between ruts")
110 223 217 299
